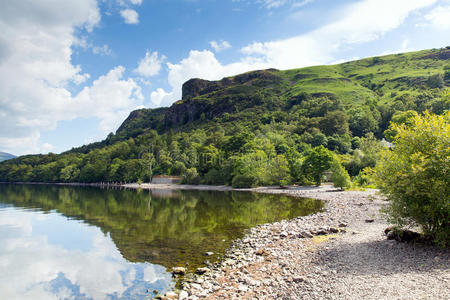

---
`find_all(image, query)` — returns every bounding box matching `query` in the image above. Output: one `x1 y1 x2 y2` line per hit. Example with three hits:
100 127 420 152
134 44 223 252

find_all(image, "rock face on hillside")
182 78 221 99
166 69 282 127
420 48 450 60
181 69 281 100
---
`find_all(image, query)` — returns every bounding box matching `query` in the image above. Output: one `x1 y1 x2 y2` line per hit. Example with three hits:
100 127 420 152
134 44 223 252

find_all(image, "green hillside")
1 47 449 185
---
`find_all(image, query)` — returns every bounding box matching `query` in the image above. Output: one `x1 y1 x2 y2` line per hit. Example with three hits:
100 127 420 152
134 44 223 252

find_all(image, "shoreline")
125 184 447 300
1 182 448 299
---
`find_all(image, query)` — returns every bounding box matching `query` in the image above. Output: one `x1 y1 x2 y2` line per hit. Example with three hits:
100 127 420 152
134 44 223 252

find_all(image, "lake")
0 184 323 299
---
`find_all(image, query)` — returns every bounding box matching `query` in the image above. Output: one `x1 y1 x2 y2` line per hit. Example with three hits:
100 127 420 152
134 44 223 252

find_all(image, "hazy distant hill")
0 152 16 162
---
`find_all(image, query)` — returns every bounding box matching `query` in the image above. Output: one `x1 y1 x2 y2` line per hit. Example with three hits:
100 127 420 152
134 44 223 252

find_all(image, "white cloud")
92 44 113 56
0 1 143 155
153 0 437 108
421 5 450 29
150 88 173 107
0 209 171 300
119 0 143 5
120 9 139 24
134 51 166 77
242 0 437 69
41 143 55 154
209 40 232 52
257 0 314 9
74 66 144 133
152 50 267 107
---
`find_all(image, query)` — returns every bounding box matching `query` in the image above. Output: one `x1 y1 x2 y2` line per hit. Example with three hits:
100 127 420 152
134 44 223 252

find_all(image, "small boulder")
204 251 214 256
384 226 396 235
302 231 313 238
172 267 186 275
385 228 421 242
164 291 178 299
255 248 268 256
386 230 396 240
329 227 339 233
195 267 209 275
293 276 306 283
178 291 189 300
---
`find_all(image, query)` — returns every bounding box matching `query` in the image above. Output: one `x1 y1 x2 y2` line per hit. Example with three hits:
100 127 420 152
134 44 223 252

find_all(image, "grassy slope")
154 47 448 134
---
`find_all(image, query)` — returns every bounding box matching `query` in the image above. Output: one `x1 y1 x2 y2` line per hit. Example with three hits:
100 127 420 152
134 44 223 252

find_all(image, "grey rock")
195 267 209 275
178 290 189 300
172 267 186 275
238 284 248 292
293 276 306 283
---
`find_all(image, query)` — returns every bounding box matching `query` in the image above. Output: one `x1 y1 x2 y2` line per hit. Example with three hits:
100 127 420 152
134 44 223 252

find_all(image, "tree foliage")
374 111 449 245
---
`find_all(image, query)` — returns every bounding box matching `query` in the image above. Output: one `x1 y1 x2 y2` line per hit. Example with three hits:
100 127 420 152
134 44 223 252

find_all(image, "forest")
0 47 449 188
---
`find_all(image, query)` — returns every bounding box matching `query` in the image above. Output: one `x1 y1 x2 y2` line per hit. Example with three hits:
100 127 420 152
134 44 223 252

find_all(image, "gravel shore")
127 184 450 300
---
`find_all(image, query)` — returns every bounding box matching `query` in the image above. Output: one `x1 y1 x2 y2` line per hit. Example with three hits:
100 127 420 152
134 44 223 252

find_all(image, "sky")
1 0 450 156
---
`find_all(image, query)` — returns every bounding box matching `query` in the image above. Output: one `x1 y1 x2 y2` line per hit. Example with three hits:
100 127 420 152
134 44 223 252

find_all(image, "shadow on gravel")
316 238 450 276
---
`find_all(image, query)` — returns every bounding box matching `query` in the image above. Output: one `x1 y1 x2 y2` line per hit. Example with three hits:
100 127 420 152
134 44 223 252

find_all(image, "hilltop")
0 152 16 162
0 47 449 185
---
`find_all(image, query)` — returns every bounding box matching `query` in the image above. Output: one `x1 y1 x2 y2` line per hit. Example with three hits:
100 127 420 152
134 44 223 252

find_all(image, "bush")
203 168 227 185
232 174 258 188
374 111 449 246
426 73 444 89
330 161 351 190
183 167 200 184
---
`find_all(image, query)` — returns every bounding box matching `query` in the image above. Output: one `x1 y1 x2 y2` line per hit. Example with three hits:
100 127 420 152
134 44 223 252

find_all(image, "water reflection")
0 184 323 299
0 206 172 300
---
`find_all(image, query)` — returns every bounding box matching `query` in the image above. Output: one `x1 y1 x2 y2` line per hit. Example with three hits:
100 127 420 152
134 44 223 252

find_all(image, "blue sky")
1 0 450 155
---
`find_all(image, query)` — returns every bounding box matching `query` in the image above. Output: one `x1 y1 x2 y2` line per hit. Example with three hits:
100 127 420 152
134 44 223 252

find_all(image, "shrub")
330 161 351 190
232 174 258 188
183 167 200 184
374 111 449 246
426 73 444 89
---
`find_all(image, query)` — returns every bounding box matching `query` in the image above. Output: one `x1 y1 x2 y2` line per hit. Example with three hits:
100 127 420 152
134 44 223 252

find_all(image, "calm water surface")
0 184 323 299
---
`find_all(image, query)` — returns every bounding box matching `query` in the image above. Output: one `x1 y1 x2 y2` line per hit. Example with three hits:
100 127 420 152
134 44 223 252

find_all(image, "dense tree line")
1 90 447 187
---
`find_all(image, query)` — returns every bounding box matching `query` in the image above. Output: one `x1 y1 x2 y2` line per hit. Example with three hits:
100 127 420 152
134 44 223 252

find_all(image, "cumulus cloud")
242 0 437 69
120 9 139 24
0 0 143 155
73 66 144 133
150 88 172 107
134 51 166 77
92 44 113 56
421 5 450 29
151 50 267 107
209 40 232 52
152 0 436 108
119 0 143 5
246 0 314 9
0 209 171 299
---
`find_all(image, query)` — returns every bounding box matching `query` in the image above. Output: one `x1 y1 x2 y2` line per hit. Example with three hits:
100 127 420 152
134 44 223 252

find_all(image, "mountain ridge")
0 47 449 184
0 152 16 162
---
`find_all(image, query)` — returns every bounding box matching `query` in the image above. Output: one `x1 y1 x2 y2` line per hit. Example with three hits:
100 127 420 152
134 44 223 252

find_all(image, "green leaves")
375 111 450 245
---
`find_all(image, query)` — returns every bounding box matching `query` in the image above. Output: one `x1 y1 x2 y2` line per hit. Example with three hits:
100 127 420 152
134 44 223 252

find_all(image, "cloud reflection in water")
0 207 173 300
